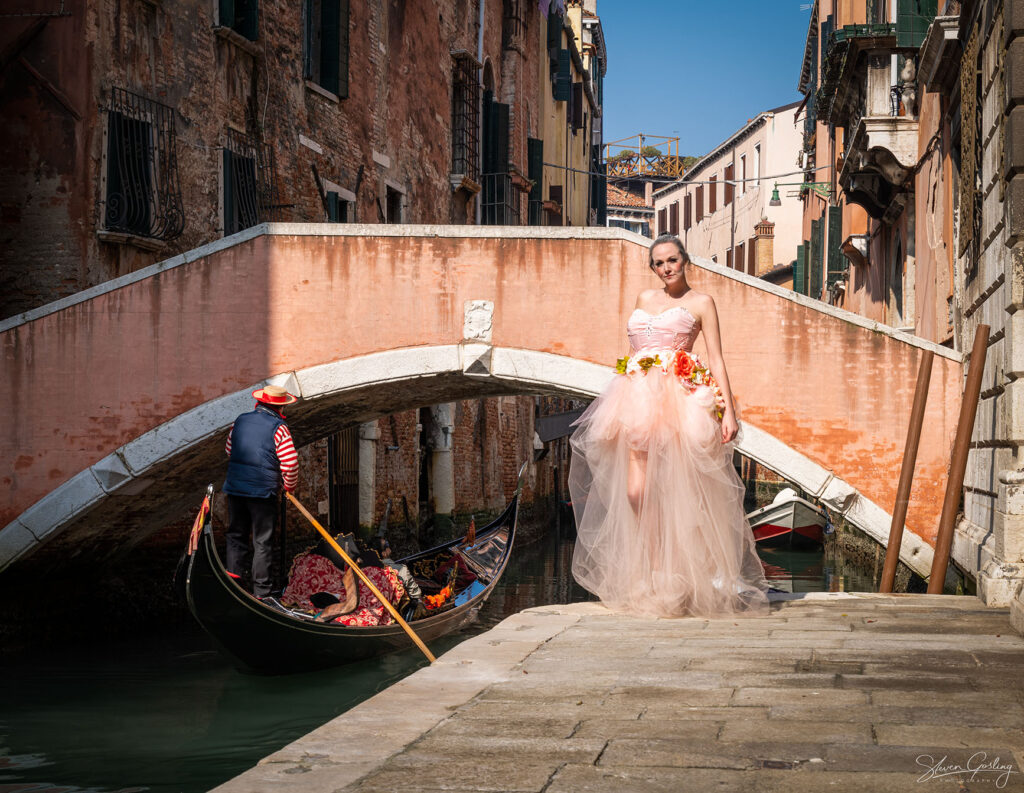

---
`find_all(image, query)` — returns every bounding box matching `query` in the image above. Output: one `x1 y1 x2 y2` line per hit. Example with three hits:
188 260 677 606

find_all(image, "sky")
597 0 812 159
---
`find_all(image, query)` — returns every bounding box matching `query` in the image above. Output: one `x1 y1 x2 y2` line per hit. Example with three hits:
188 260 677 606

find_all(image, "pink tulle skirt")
569 364 769 618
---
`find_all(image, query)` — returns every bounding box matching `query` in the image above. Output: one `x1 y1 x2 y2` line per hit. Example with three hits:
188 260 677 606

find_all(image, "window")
670 201 679 235
724 164 734 206
684 194 691 231
451 52 481 183
219 0 258 40
726 248 733 269
753 145 761 188
103 88 184 241
739 155 746 197
748 236 757 274
570 82 583 132
323 182 355 222
326 192 347 221
386 185 403 223
304 0 350 97
735 242 744 271
658 207 667 235
223 129 279 235
695 185 704 222
709 175 717 213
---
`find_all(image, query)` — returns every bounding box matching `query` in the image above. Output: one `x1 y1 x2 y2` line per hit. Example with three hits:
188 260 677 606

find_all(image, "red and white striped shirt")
225 422 299 492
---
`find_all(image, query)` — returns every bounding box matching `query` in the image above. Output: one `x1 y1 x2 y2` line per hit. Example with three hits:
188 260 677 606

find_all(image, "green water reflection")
1 523 872 793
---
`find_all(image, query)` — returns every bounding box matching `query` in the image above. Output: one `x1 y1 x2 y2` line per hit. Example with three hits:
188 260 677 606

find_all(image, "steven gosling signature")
916 753 1019 788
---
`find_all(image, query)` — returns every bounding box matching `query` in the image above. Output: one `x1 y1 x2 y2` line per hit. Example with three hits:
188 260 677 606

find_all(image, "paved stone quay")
214 593 1024 793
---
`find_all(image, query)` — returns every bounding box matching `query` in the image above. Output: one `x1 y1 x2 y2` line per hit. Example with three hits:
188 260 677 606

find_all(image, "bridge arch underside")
1 347 933 581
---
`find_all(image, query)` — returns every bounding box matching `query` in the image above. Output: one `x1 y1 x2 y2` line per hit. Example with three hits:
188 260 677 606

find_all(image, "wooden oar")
284 491 436 663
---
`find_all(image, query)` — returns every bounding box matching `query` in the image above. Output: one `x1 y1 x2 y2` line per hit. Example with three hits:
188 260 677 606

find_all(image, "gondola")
181 467 523 675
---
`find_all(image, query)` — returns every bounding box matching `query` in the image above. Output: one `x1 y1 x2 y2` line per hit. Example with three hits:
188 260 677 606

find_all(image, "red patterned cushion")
332 566 407 627
281 552 347 610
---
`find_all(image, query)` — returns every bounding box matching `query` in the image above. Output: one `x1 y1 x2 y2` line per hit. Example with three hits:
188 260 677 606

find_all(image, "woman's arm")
694 294 739 443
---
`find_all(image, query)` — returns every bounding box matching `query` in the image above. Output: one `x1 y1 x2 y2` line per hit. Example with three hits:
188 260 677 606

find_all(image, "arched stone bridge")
1 226 963 580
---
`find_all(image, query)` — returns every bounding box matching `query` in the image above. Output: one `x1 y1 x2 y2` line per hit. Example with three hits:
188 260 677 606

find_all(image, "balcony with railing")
814 18 926 221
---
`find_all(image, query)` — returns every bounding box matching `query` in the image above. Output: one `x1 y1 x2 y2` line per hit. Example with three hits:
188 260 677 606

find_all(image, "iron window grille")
103 88 184 241
223 129 281 235
451 51 481 183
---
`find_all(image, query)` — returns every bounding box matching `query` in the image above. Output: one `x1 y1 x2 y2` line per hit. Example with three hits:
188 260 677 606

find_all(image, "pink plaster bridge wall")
0 226 963 578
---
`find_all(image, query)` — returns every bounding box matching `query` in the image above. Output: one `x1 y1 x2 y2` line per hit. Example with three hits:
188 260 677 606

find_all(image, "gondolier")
223 384 299 598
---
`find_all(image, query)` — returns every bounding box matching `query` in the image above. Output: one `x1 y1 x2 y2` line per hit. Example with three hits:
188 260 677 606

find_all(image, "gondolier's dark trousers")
226 494 278 597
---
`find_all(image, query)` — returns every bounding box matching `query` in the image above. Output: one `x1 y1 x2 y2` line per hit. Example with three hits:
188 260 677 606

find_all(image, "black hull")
185 495 519 675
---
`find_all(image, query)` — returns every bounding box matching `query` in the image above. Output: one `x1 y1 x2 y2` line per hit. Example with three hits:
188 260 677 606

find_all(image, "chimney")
755 218 775 277
644 181 653 207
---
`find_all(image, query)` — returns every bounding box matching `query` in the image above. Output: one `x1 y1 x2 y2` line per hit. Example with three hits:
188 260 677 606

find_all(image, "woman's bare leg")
627 449 647 515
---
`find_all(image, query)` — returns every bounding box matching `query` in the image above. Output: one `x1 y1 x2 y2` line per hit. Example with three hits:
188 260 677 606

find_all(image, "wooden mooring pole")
927 324 990 594
879 349 933 593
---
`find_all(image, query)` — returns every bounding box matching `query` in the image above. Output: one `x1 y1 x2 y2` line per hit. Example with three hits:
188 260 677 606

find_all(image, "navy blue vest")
223 406 287 498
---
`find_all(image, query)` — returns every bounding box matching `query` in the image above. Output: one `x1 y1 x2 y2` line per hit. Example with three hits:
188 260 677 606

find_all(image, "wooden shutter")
709 175 717 213
726 248 733 269
826 205 845 284
684 194 691 230
724 164 734 205
670 202 679 234
320 0 340 95
896 0 937 48
794 244 807 295
810 217 823 299
748 236 756 274
695 186 703 222
337 0 350 98
303 0 315 79
555 50 571 101
658 207 667 234
546 9 561 52
235 0 258 40
571 83 583 131
735 242 744 271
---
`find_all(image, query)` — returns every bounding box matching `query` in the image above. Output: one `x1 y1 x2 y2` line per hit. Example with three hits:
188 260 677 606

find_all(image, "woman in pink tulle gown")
569 234 769 617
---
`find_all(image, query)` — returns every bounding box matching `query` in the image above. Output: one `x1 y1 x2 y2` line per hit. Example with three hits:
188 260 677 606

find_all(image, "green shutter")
303 0 314 79
337 0 349 99
896 0 937 48
238 0 258 40
547 9 561 52
827 205 845 284
482 90 494 173
555 49 571 101
321 0 340 95
810 218 823 299
327 191 340 222
219 0 234 28
794 244 807 295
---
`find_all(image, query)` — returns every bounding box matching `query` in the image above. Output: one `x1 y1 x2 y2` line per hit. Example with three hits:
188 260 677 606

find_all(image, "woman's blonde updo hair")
649 234 690 269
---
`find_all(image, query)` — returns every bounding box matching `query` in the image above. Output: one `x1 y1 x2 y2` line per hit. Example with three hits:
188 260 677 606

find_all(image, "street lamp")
768 181 832 206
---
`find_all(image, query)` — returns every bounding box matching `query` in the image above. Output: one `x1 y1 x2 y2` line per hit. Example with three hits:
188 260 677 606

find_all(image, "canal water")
0 521 878 793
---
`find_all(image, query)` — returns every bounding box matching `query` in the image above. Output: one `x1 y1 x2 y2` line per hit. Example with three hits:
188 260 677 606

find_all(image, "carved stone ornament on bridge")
463 300 494 342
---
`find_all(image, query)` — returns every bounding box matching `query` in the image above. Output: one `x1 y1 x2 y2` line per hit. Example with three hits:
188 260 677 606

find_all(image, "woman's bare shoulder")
634 289 661 309
685 290 716 317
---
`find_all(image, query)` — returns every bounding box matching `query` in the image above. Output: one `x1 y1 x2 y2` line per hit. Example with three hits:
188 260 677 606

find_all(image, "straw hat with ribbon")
252 384 298 406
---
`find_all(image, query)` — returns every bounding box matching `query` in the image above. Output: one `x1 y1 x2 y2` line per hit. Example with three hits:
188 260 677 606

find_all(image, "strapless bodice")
627 306 700 353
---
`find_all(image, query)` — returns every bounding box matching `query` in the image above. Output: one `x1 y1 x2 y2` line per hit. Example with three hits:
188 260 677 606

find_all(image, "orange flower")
674 353 695 379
